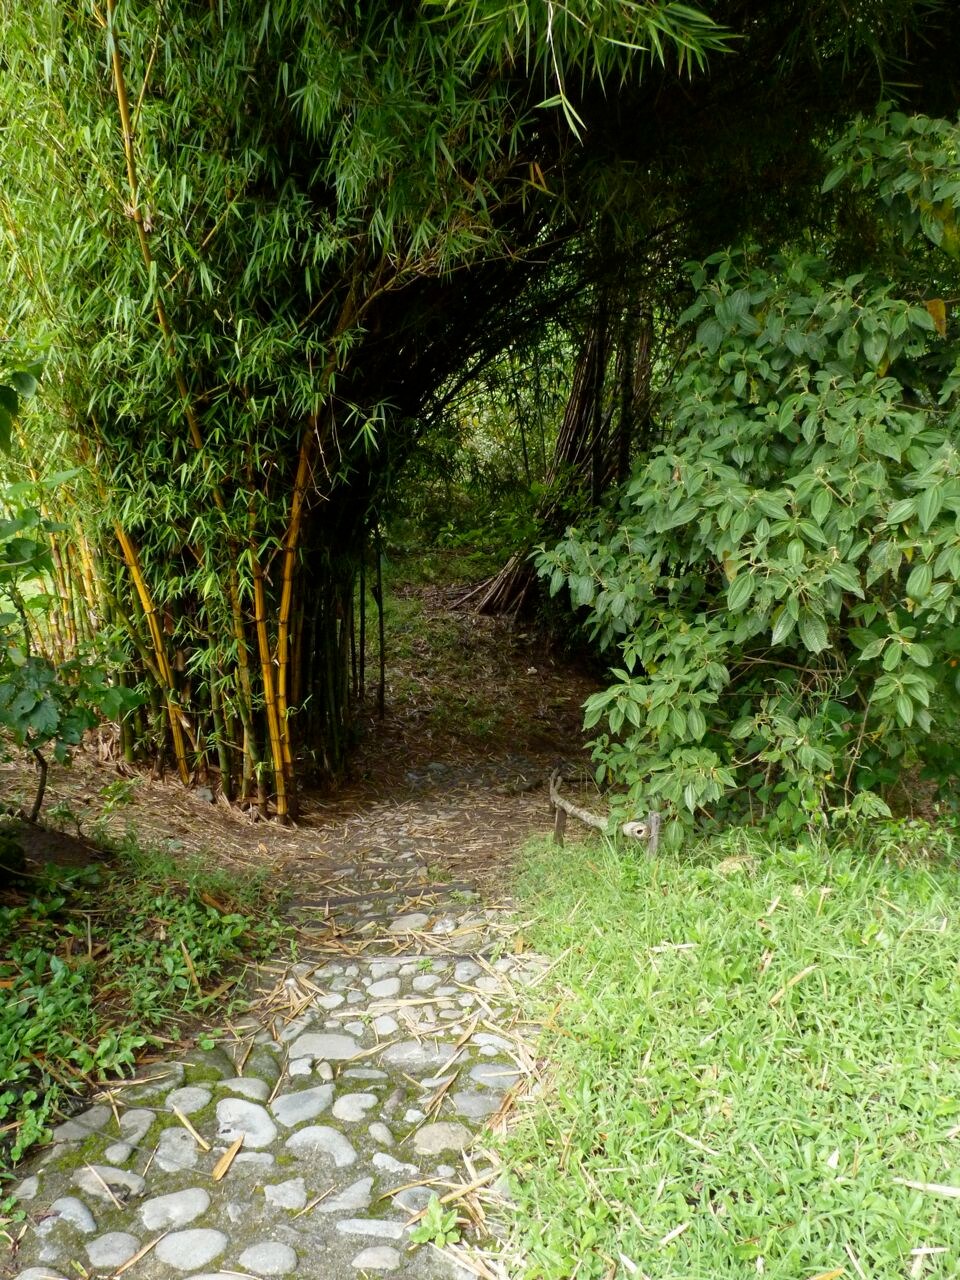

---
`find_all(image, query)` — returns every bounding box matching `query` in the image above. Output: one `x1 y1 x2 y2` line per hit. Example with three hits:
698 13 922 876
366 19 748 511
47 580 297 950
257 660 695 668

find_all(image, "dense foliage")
0 1 731 816
4 0 955 811
540 111 960 846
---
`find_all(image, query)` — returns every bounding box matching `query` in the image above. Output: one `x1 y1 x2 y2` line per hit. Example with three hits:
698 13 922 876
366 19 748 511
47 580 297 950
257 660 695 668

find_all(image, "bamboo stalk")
274 292 359 791
208 675 233 800
226 560 259 804
358 545 366 702
340 588 352 716
96 575 164 690
107 4 254 797
349 589 357 701
76 534 102 624
113 523 191 784
374 523 385 720
290 589 305 709
118 669 135 764
240 726 254 807
48 533 77 653
65 543 92 645
250 542 288 821
275 428 313 782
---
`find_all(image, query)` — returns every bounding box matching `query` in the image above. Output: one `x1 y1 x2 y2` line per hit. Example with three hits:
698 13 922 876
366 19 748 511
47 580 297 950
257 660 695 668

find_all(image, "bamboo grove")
2 1 956 816
0 1 720 814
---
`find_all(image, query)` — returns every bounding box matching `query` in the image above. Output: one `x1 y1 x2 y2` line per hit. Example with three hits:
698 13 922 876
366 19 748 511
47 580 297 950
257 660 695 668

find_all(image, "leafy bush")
538 111 960 847
0 372 138 818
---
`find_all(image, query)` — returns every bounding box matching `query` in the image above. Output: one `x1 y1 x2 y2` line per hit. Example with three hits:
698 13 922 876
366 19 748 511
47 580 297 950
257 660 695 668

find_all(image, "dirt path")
5 582 598 921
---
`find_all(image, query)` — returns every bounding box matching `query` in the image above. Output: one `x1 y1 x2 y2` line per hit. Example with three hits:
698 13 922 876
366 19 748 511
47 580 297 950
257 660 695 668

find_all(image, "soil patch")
2 583 600 907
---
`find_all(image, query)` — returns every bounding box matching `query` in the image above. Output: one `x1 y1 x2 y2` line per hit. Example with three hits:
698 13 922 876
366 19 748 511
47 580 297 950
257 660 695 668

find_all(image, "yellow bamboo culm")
76 533 102 632
251 548 288 821
226 559 259 796
275 428 315 778
113 524 191 785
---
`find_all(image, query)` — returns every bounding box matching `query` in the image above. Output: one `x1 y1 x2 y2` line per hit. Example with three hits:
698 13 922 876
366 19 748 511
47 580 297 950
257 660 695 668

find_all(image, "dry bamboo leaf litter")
211 1135 245 1181
171 1107 211 1151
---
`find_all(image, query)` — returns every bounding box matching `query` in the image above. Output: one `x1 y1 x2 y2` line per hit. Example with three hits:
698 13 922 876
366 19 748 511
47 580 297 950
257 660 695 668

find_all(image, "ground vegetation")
504 828 960 1278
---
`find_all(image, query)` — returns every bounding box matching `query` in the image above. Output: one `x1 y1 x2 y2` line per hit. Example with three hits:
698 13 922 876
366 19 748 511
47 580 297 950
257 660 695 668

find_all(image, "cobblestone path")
5 769 554 1280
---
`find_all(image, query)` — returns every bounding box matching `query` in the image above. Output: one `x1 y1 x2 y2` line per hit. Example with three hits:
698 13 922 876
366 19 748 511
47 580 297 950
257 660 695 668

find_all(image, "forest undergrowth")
0 827 286 1204
0 550 595 1204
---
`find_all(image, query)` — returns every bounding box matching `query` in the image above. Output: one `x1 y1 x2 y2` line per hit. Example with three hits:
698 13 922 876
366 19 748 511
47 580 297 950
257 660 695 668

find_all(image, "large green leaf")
906 562 933 601
798 610 829 654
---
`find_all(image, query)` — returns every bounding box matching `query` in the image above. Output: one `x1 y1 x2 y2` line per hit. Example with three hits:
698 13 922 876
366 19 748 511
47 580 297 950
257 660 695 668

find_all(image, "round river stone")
85 1233 140 1268
139 1187 211 1230
237 1242 298 1275
154 1228 228 1271
285 1125 357 1166
215 1098 277 1149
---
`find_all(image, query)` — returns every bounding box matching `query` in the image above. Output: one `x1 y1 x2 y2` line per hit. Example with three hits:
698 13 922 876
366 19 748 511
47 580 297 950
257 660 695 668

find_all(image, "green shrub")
0 488 139 820
538 111 960 847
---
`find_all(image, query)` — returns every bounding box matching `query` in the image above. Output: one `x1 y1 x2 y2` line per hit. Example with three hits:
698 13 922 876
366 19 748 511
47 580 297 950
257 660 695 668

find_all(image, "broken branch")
549 770 659 854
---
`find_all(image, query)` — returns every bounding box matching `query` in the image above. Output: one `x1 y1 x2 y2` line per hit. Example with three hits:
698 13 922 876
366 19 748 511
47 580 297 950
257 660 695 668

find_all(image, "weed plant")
0 827 287 1186
504 827 960 1278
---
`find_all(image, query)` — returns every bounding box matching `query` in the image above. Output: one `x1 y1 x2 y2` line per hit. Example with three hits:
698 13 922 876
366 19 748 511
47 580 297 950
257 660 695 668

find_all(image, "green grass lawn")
504 829 960 1279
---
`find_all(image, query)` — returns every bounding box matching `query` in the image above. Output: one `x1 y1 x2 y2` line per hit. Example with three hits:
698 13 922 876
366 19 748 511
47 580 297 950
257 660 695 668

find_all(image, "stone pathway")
5 900 545 1280
2 582 596 1280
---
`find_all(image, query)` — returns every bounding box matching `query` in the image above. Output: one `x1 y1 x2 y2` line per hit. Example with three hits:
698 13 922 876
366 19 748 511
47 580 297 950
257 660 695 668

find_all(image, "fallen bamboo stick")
548 770 659 853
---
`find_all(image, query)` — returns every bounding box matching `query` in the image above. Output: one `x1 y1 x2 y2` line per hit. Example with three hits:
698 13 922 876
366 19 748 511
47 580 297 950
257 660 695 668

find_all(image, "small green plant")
0 838 288 1184
843 814 958 866
98 777 139 813
408 1194 461 1247
45 799 84 838
0 484 140 821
